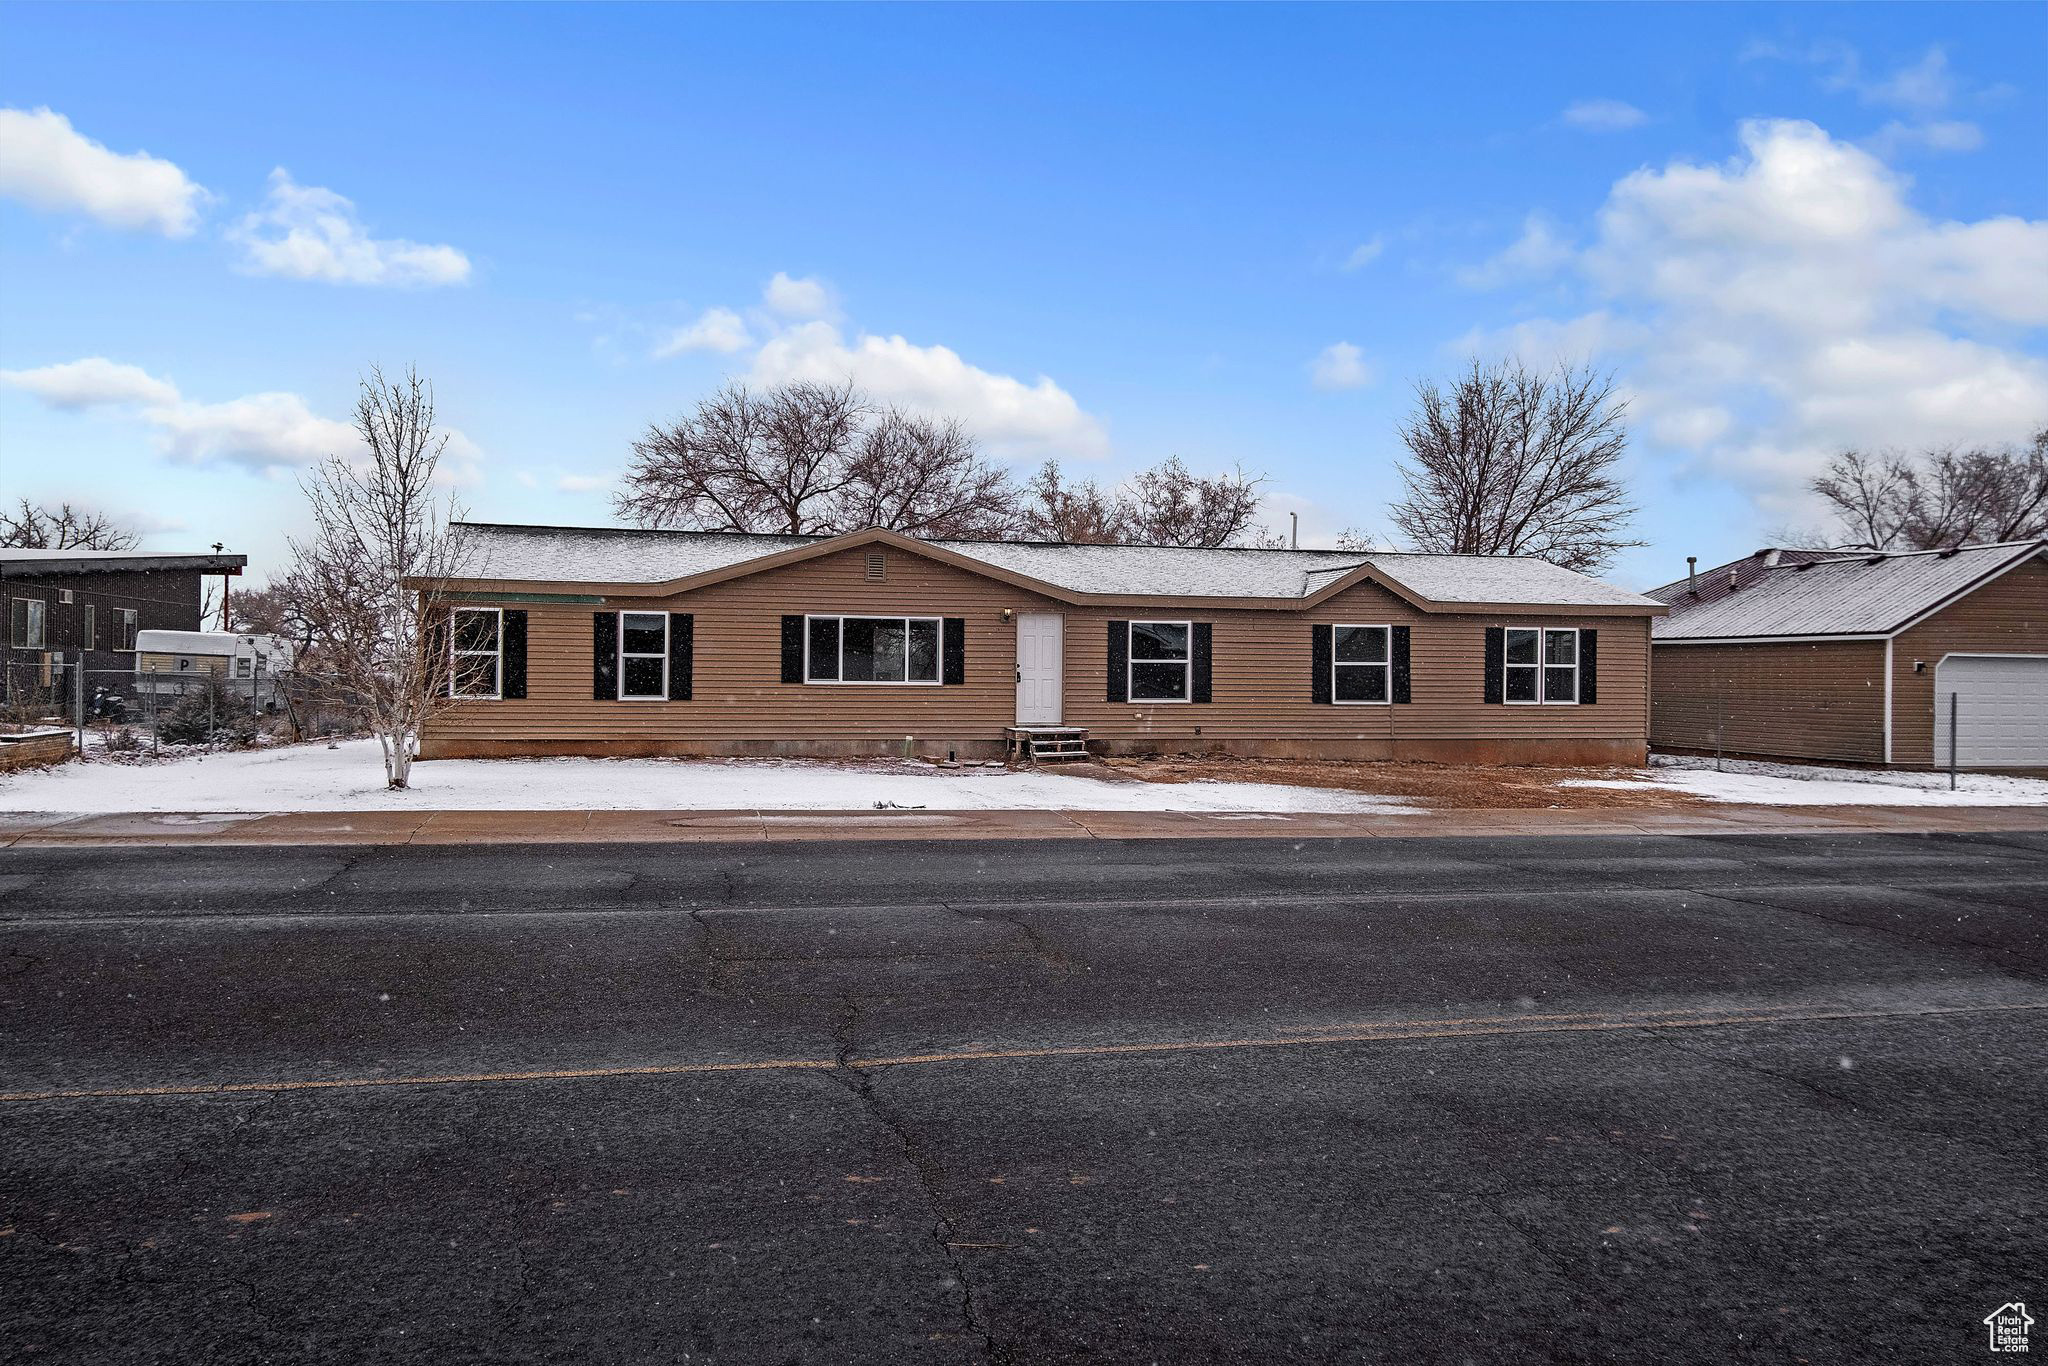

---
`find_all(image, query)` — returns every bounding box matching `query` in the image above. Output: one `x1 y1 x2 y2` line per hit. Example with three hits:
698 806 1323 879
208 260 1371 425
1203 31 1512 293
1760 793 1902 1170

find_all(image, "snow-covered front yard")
1568 754 2048 807
0 738 1418 815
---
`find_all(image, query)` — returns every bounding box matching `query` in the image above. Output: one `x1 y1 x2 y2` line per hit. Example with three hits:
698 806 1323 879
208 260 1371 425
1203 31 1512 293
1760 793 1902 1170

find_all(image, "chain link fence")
3 658 370 757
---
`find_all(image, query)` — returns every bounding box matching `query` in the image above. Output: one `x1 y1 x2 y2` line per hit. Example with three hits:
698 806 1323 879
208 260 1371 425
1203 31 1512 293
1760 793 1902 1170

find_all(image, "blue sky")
2 2 2043 590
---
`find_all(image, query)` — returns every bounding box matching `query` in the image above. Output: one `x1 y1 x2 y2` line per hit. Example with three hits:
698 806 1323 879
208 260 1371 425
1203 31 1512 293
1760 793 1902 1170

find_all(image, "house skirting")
419 735 1646 766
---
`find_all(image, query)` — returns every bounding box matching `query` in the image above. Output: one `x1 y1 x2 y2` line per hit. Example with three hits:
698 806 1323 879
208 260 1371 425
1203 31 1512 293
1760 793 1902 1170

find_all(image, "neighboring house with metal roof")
1 547 247 713
410 522 1666 764
1647 541 2048 769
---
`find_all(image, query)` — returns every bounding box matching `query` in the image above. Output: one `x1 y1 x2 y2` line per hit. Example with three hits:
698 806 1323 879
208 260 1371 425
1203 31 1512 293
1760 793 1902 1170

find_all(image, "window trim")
116 607 139 652
802 614 945 686
10 597 46 650
450 605 504 700
617 611 670 701
83 604 96 651
1127 619 1194 705
1504 626 1580 706
1330 622 1393 706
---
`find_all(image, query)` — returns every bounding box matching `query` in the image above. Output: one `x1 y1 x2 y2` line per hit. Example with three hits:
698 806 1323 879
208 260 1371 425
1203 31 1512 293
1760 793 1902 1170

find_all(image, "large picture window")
1129 620 1191 702
1332 624 1390 703
806 615 942 684
1505 627 1578 704
451 607 503 699
619 612 669 699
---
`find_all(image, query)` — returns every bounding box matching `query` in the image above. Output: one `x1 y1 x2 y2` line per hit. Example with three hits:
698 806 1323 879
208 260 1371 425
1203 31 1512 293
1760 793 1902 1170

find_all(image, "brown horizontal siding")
1890 554 2048 767
423 543 1650 759
1651 640 1885 763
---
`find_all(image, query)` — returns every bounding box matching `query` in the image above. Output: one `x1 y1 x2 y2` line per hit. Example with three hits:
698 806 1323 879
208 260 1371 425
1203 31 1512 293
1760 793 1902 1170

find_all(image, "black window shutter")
942 617 965 685
1106 620 1128 702
592 611 618 701
668 613 693 701
428 610 452 697
1483 626 1504 704
1391 625 1411 704
501 610 528 699
1579 629 1597 705
1191 623 1213 703
780 615 804 683
1311 624 1332 704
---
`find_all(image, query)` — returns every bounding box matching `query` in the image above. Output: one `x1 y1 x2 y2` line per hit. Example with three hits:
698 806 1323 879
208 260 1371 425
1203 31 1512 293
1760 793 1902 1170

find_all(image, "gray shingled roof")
1652 541 2044 639
455 523 1659 608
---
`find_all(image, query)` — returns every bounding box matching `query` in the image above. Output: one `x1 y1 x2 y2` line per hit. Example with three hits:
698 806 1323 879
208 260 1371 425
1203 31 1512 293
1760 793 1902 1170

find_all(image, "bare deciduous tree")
1812 432 2048 549
0 499 140 550
837 410 1022 538
1020 458 1271 547
1019 461 1123 543
290 366 472 789
1389 358 1641 573
619 380 1023 536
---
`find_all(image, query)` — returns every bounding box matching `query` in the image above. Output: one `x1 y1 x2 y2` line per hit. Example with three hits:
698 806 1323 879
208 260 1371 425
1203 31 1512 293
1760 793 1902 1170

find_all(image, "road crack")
827 990 1010 1365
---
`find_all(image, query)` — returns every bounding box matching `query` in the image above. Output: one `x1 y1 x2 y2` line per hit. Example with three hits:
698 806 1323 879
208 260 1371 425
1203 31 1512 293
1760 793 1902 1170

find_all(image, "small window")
58 588 74 605
116 607 139 651
234 656 254 678
619 612 669 700
1505 627 1578 705
805 615 942 684
9 598 46 649
1128 620 1191 702
83 604 96 650
451 607 503 698
866 551 886 582
1332 624 1390 704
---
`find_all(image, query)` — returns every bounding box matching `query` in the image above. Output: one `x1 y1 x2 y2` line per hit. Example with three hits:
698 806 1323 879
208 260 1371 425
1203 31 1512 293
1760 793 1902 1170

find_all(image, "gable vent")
866 551 886 581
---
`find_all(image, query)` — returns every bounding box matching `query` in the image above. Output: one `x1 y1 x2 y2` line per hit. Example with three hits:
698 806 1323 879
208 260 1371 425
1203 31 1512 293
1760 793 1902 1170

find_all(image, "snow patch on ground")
1564 754 2048 807
0 738 1423 814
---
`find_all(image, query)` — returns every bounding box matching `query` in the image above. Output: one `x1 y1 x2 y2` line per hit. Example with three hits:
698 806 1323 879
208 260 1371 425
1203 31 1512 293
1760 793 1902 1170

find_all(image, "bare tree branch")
1389 358 1641 573
0 499 141 550
287 365 472 790
1811 430 2048 550
1019 457 1271 547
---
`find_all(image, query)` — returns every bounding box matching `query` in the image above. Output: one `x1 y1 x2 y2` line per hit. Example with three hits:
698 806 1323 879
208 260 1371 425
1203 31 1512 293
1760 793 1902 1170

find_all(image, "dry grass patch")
1087 755 1702 810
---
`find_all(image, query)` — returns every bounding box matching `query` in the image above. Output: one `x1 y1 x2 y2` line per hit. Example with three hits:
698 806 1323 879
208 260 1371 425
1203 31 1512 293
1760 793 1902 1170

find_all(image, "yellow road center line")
3 1001 2041 1104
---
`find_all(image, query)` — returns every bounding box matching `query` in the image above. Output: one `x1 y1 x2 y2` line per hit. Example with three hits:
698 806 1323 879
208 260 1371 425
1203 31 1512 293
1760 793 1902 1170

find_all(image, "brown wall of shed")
1889 554 2048 767
419 544 1651 762
1650 639 1886 763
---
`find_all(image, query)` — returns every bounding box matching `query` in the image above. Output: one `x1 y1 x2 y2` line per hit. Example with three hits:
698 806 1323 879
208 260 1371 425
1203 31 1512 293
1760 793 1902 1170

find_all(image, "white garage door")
1933 655 2048 767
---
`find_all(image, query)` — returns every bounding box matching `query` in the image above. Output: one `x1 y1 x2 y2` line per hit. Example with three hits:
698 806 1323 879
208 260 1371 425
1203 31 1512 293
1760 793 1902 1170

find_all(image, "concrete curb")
3 804 2046 847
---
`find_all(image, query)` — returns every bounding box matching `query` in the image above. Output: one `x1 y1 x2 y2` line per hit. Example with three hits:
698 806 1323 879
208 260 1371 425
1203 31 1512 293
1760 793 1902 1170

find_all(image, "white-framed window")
450 606 503 699
234 656 254 679
83 604 96 650
619 612 669 700
805 615 942 684
1332 624 1391 704
1129 620 1192 702
58 588 74 604
1505 627 1579 704
116 607 139 651
10 597 46 649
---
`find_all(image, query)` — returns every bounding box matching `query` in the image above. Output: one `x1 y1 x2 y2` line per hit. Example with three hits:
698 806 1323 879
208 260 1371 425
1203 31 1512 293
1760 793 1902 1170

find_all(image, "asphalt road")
3 830 2044 1364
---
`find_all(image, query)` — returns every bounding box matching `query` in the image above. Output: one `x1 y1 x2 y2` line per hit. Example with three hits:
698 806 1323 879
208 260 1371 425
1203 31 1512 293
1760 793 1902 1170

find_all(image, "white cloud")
1456 213 1574 289
1854 46 1955 113
556 473 611 493
654 306 751 357
229 169 471 287
763 271 833 320
0 106 208 236
1308 342 1374 391
1561 99 1648 131
0 356 179 409
1869 119 1983 157
748 316 1108 459
1341 237 1385 271
1461 118 2048 526
1 356 484 479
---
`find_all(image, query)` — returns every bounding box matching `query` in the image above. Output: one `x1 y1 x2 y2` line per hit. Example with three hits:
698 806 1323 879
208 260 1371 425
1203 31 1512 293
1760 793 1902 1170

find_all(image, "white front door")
1015 613 1064 724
